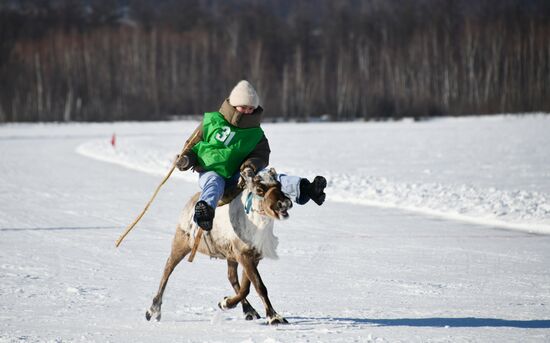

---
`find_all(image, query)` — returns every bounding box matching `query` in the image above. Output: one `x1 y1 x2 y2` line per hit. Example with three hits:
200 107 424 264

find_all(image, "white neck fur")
233 191 279 259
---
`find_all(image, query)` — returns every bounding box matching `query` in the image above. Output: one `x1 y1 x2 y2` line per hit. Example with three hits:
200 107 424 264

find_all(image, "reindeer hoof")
218 296 236 310
267 314 288 325
244 309 261 321
146 309 161 321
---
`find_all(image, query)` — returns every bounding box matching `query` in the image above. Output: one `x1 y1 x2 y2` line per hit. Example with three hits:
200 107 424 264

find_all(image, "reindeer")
145 168 293 325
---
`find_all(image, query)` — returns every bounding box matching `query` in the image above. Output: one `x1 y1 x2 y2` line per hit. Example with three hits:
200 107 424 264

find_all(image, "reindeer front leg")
238 254 288 325
223 260 261 320
218 264 252 311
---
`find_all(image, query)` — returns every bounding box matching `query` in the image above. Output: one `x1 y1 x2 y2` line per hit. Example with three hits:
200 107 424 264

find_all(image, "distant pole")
111 133 116 148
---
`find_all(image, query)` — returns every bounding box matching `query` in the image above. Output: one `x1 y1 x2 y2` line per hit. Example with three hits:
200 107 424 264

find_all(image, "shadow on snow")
289 316 550 329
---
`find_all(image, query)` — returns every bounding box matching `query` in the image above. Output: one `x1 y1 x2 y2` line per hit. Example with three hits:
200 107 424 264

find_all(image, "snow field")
1 114 549 342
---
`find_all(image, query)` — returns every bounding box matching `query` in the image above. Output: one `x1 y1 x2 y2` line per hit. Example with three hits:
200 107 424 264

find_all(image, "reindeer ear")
240 168 255 183
239 171 254 190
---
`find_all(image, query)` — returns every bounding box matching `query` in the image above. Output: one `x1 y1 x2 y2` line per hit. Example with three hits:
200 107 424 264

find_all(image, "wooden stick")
115 128 201 248
115 163 176 247
187 228 203 262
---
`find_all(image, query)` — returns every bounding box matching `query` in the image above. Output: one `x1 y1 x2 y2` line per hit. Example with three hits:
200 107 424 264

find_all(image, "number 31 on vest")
215 126 236 146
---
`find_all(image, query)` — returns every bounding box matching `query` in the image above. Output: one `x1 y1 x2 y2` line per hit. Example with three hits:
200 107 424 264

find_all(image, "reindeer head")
241 168 293 220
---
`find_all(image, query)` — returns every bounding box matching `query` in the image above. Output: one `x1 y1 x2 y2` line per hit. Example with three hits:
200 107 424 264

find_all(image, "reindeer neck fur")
201 190 276 260
232 190 279 259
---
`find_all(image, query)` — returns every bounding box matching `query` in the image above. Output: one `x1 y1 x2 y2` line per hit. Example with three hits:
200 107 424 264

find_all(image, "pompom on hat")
228 80 260 109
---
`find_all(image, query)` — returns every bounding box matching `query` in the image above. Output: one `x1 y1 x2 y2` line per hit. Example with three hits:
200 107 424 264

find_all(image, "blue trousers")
198 171 303 209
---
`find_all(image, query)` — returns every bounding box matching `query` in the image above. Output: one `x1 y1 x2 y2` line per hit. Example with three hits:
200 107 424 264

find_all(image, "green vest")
192 112 264 179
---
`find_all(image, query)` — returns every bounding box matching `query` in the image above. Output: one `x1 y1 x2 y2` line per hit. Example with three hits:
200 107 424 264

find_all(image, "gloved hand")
176 154 194 171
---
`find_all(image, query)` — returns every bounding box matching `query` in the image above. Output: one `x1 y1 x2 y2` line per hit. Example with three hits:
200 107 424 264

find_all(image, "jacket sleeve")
177 121 203 170
240 135 271 173
182 121 203 155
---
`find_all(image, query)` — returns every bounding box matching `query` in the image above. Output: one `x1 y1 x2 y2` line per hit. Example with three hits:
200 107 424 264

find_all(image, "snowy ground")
1 114 550 342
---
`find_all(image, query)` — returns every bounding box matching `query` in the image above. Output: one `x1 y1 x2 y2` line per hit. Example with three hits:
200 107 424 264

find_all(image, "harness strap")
244 192 254 214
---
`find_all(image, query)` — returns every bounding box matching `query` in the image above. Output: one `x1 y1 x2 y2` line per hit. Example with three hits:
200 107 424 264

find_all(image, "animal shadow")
288 316 550 329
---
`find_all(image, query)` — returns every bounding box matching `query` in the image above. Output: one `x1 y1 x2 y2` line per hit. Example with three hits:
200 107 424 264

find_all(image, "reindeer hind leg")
146 229 191 321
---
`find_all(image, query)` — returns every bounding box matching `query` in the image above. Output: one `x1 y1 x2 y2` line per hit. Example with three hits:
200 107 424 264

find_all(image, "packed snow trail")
1 118 550 342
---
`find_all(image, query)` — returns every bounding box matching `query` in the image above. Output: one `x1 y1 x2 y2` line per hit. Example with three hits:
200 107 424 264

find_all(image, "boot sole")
195 201 214 231
311 176 327 205
313 176 327 193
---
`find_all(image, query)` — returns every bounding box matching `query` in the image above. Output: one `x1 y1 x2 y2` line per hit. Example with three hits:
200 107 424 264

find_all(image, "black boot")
298 176 327 206
194 200 215 231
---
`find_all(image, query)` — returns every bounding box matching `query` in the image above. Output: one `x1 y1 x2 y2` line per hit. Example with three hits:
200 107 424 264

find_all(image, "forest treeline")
1 0 549 122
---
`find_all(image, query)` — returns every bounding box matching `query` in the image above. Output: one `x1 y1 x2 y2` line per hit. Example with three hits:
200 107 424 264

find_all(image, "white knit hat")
228 80 260 109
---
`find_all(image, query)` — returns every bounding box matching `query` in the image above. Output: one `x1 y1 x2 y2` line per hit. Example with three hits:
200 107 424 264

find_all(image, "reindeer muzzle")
276 198 292 220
